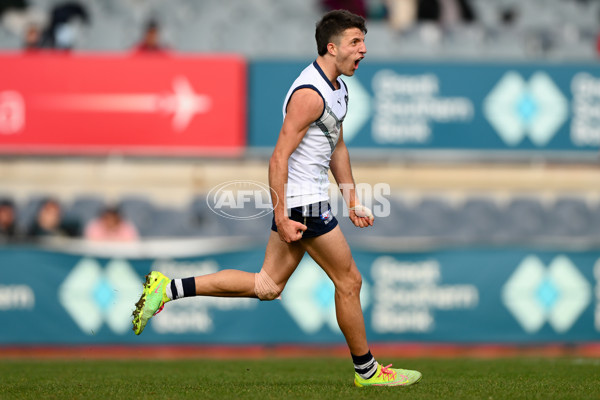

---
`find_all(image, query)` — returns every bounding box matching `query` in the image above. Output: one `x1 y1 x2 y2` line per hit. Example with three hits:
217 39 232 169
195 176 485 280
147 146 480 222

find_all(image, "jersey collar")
313 60 338 91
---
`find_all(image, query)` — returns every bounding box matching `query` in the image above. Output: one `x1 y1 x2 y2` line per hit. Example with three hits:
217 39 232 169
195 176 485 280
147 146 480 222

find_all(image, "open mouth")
354 57 364 69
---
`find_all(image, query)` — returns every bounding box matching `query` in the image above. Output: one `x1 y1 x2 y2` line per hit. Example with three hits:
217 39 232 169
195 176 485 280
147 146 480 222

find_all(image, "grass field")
1 357 599 400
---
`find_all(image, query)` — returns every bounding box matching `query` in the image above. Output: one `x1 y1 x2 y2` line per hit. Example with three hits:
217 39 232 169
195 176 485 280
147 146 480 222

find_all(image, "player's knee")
254 269 283 301
338 268 362 297
349 268 363 293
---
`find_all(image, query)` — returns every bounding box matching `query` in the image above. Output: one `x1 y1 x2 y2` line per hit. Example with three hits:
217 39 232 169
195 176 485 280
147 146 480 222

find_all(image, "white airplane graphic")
36 76 212 132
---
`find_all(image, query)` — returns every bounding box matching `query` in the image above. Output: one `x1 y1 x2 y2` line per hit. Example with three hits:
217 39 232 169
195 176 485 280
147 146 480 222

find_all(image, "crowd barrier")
1 240 598 345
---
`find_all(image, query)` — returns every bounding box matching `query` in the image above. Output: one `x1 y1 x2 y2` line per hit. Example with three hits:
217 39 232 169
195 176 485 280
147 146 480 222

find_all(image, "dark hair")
145 18 160 32
315 9 367 56
0 198 14 208
100 205 121 217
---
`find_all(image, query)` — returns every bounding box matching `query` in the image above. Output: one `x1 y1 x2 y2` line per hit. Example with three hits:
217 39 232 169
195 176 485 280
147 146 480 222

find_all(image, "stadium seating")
14 194 49 234
65 194 105 226
3 191 598 246
455 197 505 244
546 197 595 238
117 195 157 236
502 196 549 242
187 195 235 238
2 0 597 60
410 196 458 239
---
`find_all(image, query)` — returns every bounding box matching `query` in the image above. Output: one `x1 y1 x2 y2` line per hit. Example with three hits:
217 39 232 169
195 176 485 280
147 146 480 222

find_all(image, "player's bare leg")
301 225 422 387
133 231 305 334
300 225 368 356
193 231 305 297
260 230 306 289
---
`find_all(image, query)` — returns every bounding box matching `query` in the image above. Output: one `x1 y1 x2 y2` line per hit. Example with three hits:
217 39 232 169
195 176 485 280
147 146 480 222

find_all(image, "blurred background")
0 0 599 352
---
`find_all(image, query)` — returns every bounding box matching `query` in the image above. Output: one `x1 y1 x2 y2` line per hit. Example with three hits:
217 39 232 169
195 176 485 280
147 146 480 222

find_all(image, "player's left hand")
349 205 374 228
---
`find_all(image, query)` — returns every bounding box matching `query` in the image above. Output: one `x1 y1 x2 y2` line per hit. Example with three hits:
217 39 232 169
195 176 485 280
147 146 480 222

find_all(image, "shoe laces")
378 364 397 381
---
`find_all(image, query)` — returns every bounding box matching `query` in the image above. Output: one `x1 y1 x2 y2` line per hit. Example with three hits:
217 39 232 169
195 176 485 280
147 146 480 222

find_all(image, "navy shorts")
271 201 338 239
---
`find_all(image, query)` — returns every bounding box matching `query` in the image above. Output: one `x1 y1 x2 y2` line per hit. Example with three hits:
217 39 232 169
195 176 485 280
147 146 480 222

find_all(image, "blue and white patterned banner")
0 242 598 344
249 61 600 155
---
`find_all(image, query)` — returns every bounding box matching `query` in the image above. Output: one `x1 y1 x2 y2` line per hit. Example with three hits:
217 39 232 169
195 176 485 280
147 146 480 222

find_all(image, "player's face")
333 28 366 77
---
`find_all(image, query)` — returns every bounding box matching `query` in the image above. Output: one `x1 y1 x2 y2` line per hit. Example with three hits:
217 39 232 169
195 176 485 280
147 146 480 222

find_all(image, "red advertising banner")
0 54 246 156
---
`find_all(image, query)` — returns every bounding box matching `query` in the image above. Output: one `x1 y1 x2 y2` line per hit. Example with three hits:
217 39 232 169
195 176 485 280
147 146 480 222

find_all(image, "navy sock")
352 350 378 379
166 277 196 300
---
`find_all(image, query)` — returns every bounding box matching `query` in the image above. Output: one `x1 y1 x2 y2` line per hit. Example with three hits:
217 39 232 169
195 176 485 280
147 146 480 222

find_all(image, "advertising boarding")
1 244 598 345
250 61 600 155
0 54 246 155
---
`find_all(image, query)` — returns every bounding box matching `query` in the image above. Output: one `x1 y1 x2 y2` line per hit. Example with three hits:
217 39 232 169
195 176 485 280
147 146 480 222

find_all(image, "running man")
132 9 422 388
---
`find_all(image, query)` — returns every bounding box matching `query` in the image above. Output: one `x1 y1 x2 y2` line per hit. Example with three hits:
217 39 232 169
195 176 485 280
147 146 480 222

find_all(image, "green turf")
1 357 599 400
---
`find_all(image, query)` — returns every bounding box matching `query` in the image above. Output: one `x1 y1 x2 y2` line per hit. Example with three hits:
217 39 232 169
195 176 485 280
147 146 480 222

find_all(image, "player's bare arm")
269 88 324 243
330 126 373 228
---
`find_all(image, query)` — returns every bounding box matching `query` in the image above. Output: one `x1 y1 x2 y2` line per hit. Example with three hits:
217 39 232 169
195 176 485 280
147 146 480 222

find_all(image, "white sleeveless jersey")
282 61 348 208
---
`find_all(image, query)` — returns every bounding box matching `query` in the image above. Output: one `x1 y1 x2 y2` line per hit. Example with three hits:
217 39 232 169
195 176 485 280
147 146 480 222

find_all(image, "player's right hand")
276 219 307 243
349 204 374 228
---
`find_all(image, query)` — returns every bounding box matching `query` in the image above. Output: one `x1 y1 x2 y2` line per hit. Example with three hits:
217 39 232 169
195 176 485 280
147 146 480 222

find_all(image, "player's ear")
327 42 337 56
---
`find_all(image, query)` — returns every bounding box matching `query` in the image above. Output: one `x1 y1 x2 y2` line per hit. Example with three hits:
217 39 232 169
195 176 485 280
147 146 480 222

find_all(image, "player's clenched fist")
276 219 307 243
349 205 374 228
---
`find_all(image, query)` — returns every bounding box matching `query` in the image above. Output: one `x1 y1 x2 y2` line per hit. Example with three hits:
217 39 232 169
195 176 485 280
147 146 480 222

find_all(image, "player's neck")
315 57 340 89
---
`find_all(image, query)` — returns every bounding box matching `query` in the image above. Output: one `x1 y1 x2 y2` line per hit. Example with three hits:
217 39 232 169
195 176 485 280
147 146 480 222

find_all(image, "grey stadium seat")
117 195 156 237
546 197 593 237
503 197 548 242
455 197 504 243
410 196 457 239
66 195 105 226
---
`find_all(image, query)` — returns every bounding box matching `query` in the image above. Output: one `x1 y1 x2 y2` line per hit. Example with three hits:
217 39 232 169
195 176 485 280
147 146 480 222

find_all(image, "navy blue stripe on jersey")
340 79 349 120
340 78 348 94
312 60 337 91
285 84 326 121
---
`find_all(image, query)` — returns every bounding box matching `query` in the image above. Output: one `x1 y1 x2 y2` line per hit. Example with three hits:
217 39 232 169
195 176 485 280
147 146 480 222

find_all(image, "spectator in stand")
133 19 169 53
0 199 17 239
385 0 418 32
23 23 43 51
406 0 477 45
40 1 89 51
0 0 47 40
27 198 80 238
320 0 367 18
0 0 28 19
597 7 600 57
417 0 475 27
384 0 476 36
84 206 139 242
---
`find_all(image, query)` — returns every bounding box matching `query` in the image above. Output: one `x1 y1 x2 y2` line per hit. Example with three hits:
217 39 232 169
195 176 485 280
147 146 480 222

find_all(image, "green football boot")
132 271 171 335
354 363 422 387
